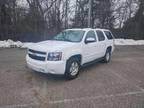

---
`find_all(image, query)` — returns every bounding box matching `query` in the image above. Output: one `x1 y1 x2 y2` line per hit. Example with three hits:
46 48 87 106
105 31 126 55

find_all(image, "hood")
28 40 76 52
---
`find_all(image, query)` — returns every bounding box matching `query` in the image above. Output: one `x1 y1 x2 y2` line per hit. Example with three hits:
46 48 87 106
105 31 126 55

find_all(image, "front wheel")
65 58 80 80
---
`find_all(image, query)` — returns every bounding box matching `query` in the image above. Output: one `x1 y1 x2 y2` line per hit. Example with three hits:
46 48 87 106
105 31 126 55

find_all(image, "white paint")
0 103 34 108
1 91 144 107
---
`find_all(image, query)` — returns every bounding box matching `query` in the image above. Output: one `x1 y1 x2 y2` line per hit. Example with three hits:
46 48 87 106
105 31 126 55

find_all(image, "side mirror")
85 37 95 44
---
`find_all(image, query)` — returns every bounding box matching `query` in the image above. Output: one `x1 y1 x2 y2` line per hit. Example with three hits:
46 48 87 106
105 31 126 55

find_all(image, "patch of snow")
114 39 144 45
0 39 34 48
0 39 144 48
21 42 34 48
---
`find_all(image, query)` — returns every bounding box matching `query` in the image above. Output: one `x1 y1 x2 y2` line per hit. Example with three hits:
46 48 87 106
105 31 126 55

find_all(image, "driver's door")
82 30 97 64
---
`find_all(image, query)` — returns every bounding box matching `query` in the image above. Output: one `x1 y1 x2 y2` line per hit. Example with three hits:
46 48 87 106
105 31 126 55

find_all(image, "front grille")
28 49 46 61
29 49 46 55
29 54 46 61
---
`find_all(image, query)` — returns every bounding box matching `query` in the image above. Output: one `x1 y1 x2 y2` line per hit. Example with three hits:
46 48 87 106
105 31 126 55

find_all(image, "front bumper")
26 55 66 75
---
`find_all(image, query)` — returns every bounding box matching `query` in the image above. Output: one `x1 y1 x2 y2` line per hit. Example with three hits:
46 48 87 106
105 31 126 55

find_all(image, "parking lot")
0 46 144 108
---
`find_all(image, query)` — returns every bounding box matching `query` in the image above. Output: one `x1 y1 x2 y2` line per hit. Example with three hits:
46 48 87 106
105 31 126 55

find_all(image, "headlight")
47 52 62 61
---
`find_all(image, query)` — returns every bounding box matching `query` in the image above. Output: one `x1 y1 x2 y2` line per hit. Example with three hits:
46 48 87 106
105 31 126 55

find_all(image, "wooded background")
0 0 144 42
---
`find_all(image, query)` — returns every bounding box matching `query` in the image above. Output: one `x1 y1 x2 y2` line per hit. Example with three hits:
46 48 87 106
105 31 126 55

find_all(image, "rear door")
104 30 114 51
96 30 106 57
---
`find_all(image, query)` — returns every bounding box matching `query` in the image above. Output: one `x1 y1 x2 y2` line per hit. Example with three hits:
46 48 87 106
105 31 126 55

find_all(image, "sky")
17 0 28 7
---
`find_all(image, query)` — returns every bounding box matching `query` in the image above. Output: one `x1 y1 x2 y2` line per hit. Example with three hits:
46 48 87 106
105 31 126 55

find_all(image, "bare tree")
113 0 139 28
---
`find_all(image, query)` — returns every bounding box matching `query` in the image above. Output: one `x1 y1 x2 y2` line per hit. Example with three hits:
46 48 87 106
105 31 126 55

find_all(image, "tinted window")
85 31 96 42
96 30 105 41
104 31 113 40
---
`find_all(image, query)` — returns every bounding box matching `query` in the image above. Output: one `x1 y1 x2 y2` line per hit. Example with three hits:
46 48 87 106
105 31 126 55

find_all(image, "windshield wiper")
64 39 73 42
50 38 73 42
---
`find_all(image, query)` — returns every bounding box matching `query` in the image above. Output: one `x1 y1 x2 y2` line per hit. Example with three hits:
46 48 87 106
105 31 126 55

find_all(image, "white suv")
26 28 114 79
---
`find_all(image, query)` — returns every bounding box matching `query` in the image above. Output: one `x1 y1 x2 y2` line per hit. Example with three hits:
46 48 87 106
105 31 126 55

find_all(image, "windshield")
53 30 85 42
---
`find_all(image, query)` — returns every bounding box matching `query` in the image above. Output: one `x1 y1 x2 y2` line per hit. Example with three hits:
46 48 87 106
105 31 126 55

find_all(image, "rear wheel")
65 58 80 80
103 49 111 63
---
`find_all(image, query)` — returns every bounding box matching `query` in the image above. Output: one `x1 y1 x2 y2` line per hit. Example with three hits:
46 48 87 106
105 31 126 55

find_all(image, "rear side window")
104 31 113 40
96 30 105 41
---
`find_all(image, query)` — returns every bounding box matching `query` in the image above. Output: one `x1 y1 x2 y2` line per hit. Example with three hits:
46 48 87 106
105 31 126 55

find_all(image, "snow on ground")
0 39 144 48
21 42 34 48
0 39 34 48
114 39 144 45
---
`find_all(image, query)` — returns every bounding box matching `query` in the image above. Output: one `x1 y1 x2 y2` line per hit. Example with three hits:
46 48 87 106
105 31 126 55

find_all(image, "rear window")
96 30 105 41
104 31 113 40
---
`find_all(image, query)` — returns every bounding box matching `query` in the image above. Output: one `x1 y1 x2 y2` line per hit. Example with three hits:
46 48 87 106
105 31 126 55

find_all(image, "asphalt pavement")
0 46 144 108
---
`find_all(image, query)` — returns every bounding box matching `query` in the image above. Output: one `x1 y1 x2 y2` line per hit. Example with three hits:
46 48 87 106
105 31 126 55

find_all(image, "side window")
104 31 113 40
96 30 105 41
85 31 96 42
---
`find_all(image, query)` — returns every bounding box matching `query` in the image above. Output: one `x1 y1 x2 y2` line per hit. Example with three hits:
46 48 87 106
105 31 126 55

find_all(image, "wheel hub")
70 62 79 76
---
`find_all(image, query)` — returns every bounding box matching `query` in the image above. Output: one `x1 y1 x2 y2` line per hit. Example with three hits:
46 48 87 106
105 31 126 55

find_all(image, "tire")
103 49 111 63
65 57 80 80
